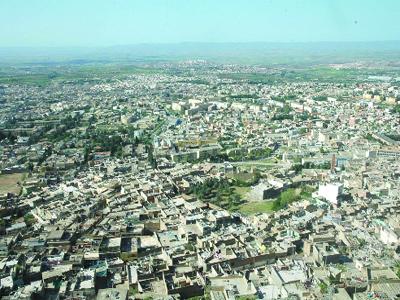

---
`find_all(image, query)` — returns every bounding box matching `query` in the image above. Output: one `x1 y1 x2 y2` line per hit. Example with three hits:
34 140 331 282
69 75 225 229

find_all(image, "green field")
0 64 164 86
234 186 250 198
237 186 314 215
227 172 256 182
218 66 388 84
238 201 274 215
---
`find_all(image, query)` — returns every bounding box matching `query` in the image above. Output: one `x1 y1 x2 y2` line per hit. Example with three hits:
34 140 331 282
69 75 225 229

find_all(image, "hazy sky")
0 0 399 47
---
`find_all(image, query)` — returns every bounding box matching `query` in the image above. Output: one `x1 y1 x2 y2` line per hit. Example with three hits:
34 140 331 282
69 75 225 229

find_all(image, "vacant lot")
0 173 25 195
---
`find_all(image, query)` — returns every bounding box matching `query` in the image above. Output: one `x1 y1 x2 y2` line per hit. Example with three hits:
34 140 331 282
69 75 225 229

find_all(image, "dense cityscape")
0 59 399 300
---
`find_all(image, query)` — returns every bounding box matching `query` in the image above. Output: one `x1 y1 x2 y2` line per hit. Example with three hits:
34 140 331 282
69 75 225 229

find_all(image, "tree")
83 147 91 163
38 147 52 166
27 162 34 173
24 214 35 227
392 104 400 114
395 262 400 279
313 95 328 102
319 282 328 294
272 188 300 211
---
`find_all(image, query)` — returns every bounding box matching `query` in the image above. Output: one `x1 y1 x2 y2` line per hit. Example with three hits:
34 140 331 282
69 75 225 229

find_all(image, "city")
1 0 400 299
0 59 399 299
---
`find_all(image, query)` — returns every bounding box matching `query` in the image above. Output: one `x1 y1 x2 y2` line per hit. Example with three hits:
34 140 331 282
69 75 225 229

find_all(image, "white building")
318 183 343 205
379 226 400 245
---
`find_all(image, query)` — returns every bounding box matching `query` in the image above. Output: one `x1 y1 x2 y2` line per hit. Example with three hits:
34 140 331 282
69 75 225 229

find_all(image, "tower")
331 154 336 172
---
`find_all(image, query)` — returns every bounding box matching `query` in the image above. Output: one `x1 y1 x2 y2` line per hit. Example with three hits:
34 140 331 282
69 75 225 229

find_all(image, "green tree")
24 214 35 227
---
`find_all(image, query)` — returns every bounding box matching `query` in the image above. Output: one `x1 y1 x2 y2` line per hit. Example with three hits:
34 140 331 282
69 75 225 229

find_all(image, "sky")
0 0 399 47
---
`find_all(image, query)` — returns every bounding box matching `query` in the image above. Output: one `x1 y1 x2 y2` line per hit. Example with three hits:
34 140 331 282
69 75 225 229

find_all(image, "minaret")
331 154 336 172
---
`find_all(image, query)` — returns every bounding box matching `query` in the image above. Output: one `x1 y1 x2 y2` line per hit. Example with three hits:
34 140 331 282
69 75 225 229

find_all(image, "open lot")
0 173 26 195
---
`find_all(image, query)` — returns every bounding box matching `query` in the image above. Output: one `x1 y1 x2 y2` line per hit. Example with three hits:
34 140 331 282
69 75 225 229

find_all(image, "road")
211 160 291 168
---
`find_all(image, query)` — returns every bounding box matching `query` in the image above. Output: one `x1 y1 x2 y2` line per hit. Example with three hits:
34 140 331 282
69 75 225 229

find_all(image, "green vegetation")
227 172 260 187
298 127 308 134
80 124 137 160
176 79 210 85
300 161 331 170
391 104 400 114
234 186 251 199
121 252 136 262
177 147 273 164
146 144 157 169
0 64 165 86
189 178 244 211
239 185 315 215
0 73 53 86
271 94 296 102
189 172 266 212
313 95 328 101
272 114 293 121
177 137 218 148
128 286 138 296
230 94 258 99
319 282 329 294
189 178 230 201
238 201 275 215
0 130 17 143
24 213 35 227
86 132 125 157
271 105 293 121
395 262 400 279
185 243 196 251
97 198 108 210
46 114 83 142
297 113 312 121
386 134 400 141
299 185 315 199
272 188 300 211
218 66 366 85
246 148 273 161
220 147 273 163
37 147 52 166
237 296 257 300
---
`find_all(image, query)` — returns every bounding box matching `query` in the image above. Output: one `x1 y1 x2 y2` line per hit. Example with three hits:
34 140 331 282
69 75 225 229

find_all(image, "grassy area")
234 186 250 199
256 157 280 164
190 177 313 215
218 66 392 85
300 186 314 199
238 201 275 215
237 185 315 215
189 178 244 212
0 64 165 86
0 173 26 195
177 137 218 148
227 172 256 182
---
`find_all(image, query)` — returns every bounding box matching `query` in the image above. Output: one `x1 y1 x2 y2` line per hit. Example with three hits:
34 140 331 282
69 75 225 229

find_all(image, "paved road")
211 160 291 168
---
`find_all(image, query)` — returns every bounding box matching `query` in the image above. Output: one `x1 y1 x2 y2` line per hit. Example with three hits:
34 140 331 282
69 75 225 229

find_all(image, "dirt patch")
0 173 26 195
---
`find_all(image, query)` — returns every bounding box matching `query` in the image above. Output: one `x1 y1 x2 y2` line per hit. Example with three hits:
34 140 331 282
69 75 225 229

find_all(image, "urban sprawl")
0 61 400 300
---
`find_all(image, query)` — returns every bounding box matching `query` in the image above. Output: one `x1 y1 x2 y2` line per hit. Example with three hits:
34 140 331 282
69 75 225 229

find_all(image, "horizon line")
1 40 400 49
